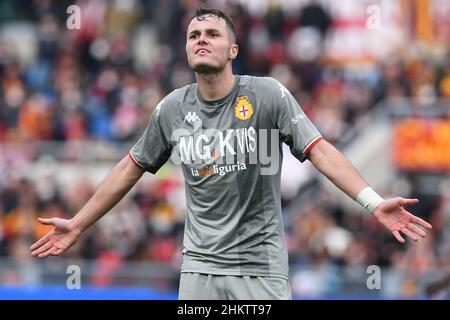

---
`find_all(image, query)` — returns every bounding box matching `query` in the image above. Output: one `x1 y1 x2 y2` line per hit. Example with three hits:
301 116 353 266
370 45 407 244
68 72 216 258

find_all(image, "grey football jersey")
130 75 322 279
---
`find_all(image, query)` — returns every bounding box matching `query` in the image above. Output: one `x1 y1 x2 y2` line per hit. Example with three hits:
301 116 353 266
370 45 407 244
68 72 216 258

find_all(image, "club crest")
235 96 253 120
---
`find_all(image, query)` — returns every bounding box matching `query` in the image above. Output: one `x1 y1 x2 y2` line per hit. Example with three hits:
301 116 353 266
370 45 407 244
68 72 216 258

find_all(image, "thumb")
38 217 56 226
399 198 419 206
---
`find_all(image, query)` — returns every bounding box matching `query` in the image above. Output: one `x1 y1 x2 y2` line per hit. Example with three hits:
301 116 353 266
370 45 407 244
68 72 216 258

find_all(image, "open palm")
30 218 81 258
373 197 432 243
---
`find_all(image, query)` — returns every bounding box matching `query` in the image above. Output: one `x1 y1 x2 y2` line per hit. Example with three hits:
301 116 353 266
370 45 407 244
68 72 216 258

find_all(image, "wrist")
69 218 83 236
356 187 384 214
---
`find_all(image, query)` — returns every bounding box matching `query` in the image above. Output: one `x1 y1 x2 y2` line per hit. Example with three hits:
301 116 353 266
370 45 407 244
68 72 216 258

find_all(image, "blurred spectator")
0 0 448 298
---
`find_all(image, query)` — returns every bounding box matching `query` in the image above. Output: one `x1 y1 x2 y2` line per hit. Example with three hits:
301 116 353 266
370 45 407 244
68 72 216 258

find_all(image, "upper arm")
119 153 146 182
261 77 322 162
129 93 177 173
306 138 330 164
128 152 146 175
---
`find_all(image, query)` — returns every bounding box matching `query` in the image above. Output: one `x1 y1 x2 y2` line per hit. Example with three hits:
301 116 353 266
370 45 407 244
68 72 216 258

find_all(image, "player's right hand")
30 218 81 258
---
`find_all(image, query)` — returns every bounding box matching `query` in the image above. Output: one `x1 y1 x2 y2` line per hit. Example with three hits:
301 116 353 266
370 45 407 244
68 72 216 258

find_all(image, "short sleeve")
129 98 173 173
269 78 322 162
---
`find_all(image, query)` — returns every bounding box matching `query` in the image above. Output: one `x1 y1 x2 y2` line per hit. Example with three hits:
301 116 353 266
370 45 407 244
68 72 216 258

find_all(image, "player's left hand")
373 197 432 243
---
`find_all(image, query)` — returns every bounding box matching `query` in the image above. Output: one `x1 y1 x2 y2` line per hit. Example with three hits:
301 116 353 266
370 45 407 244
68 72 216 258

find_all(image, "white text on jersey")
184 112 200 123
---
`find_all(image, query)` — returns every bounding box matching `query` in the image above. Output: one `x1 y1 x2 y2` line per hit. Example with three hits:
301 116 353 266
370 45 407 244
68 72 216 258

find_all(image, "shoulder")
238 75 289 109
156 83 196 116
161 83 196 107
240 75 285 98
240 75 281 89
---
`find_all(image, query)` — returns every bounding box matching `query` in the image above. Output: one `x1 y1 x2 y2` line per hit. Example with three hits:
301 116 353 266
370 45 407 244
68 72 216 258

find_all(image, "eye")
189 34 198 39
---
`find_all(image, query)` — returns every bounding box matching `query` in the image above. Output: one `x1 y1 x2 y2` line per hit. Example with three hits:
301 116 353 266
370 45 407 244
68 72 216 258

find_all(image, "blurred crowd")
0 0 450 297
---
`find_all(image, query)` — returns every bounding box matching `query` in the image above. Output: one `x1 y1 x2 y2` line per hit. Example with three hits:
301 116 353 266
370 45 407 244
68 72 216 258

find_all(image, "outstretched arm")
30 154 145 258
307 139 432 243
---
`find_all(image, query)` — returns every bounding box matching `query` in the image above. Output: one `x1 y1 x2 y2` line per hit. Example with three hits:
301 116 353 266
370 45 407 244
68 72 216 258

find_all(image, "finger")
407 223 426 238
399 198 419 206
38 247 55 258
30 235 49 251
393 231 405 243
401 228 418 241
31 242 53 257
50 247 64 256
38 217 56 226
412 216 432 229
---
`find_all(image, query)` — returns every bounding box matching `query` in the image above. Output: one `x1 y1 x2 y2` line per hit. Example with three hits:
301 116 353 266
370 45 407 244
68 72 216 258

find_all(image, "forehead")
187 15 227 33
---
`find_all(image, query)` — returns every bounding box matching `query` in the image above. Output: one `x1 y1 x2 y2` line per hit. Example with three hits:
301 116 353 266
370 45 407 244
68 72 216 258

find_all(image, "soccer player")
30 8 432 300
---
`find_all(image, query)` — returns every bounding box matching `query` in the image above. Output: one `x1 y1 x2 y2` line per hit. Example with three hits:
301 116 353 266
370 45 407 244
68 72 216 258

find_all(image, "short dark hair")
191 7 237 43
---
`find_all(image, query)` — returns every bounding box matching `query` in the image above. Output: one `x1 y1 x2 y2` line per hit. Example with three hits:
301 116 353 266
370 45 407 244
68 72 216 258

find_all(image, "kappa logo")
184 111 200 123
235 96 254 121
155 98 165 118
278 82 289 98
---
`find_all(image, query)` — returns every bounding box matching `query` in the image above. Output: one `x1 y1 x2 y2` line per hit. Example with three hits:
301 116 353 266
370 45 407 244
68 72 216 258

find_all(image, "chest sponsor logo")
170 120 280 176
178 127 257 163
235 96 253 121
191 162 248 177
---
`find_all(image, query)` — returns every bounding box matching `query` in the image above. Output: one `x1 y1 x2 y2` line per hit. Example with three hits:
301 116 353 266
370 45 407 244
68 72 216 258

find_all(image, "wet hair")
191 7 237 43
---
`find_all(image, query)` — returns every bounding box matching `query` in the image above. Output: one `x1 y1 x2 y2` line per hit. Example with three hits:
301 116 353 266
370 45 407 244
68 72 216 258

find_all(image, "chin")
191 62 223 74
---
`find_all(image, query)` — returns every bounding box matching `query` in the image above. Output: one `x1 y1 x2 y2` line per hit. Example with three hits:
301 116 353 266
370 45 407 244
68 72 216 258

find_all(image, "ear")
229 43 239 60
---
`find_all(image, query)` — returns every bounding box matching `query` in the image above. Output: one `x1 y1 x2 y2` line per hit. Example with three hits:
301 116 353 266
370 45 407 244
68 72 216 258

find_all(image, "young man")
30 8 432 300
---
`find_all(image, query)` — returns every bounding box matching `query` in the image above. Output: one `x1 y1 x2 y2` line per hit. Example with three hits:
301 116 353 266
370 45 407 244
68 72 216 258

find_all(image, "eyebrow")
188 28 222 36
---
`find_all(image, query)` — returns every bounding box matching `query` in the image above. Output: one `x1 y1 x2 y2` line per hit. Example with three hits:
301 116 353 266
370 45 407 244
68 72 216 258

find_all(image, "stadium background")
0 0 449 299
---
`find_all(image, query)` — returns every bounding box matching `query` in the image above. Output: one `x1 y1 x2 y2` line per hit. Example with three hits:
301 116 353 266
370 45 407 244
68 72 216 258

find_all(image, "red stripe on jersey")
303 136 324 156
128 152 145 169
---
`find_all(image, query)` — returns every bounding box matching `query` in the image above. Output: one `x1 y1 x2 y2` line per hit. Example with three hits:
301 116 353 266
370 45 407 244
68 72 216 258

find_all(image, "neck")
195 67 236 101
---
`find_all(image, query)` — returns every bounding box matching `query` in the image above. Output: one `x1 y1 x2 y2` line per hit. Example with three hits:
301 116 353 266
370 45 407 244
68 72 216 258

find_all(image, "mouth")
195 48 211 55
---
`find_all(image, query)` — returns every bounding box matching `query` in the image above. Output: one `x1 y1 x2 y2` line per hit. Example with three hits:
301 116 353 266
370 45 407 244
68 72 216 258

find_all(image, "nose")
197 33 208 45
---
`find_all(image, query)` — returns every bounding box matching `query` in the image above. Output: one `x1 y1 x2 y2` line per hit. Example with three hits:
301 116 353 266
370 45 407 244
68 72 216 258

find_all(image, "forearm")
307 139 368 200
71 155 144 232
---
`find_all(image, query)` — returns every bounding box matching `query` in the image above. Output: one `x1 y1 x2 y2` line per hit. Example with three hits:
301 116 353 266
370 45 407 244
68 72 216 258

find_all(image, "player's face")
186 15 238 74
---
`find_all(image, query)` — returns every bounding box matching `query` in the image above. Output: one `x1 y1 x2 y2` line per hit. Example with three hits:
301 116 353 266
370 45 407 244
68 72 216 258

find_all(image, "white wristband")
356 187 384 214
